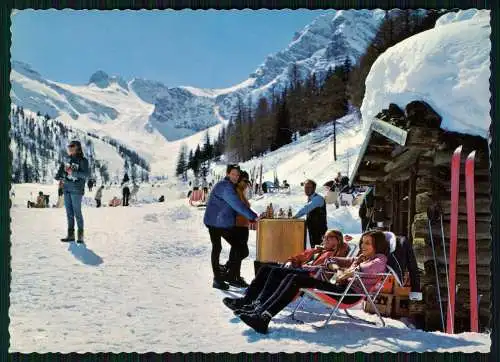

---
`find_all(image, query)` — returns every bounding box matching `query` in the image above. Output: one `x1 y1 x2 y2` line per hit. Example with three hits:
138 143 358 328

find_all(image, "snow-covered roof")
361 10 491 139
349 119 408 185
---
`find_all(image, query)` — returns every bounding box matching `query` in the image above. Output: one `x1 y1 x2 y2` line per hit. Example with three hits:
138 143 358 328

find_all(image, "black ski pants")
207 226 248 279
122 187 130 206
243 264 311 304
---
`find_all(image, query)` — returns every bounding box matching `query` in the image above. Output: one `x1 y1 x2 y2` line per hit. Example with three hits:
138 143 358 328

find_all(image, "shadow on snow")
68 242 103 266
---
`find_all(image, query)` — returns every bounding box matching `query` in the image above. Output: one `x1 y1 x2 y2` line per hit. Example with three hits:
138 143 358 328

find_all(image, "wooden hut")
350 101 491 332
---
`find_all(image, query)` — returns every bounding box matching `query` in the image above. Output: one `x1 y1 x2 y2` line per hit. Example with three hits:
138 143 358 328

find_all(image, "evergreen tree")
202 131 213 162
272 93 292 151
192 144 202 176
175 144 188 179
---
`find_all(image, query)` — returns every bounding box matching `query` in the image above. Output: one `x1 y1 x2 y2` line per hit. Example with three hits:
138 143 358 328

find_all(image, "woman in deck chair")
235 230 389 334
222 229 348 312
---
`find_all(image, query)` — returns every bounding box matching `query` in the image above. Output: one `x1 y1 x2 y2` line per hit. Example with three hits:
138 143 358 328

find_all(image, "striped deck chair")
189 189 205 206
290 264 403 328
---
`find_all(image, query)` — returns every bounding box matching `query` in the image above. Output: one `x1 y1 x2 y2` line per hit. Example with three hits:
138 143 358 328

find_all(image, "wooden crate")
256 219 306 263
394 286 411 297
364 293 394 317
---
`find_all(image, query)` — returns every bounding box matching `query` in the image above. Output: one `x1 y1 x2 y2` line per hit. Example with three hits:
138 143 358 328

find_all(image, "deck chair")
290 233 404 328
290 265 402 328
189 189 205 206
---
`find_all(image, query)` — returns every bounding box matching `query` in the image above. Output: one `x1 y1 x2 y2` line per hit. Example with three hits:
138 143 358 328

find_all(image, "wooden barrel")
256 219 306 263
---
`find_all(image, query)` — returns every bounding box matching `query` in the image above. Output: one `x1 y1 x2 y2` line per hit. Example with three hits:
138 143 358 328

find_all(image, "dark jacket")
306 200 328 237
387 235 421 292
203 177 257 229
359 187 374 219
55 155 90 195
295 193 327 236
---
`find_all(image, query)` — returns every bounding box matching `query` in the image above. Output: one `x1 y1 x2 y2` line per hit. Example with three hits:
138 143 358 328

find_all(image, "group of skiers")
203 164 331 291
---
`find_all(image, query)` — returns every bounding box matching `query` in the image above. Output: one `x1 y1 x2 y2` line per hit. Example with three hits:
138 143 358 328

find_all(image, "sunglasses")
67 145 76 148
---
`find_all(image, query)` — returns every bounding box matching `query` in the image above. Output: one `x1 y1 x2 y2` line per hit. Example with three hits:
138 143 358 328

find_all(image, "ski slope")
9 183 490 353
210 112 364 187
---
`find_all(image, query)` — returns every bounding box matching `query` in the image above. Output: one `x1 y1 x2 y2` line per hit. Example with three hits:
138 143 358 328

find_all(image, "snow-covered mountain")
11 61 119 122
10 10 389 143
361 9 491 138
214 9 387 119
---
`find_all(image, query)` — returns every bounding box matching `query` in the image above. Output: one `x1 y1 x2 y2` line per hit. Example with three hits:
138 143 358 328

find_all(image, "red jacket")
287 242 349 268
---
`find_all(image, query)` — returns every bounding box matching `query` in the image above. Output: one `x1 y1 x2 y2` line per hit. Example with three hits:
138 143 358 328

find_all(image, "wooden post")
393 183 399 235
333 120 337 161
399 181 405 234
408 165 417 243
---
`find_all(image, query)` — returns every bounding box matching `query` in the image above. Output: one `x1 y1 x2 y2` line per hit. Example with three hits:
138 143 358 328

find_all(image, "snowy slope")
9 186 490 352
360 10 491 138
210 112 364 188
9 106 146 184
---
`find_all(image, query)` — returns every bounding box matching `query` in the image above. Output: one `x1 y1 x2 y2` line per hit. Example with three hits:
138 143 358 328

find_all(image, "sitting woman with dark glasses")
222 229 349 313
233 230 389 334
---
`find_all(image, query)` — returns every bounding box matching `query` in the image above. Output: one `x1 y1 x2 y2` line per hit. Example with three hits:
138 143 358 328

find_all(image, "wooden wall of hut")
354 121 491 333
411 129 491 333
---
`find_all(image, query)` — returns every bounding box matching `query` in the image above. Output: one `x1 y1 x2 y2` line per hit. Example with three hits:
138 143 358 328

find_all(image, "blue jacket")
55 155 90 195
203 177 258 229
294 192 326 218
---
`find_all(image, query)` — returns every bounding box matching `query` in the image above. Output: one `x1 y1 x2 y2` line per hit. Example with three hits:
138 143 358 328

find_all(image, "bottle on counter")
269 203 274 218
287 206 293 218
278 208 285 218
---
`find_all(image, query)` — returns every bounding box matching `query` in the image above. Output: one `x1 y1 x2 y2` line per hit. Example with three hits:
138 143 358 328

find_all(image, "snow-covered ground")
9 183 490 353
361 9 491 138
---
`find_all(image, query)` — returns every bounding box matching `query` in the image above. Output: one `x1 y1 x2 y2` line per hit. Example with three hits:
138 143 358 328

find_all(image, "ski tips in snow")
466 150 476 160
454 145 463 154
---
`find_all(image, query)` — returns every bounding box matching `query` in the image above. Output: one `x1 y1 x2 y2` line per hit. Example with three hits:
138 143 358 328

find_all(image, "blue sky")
11 9 329 88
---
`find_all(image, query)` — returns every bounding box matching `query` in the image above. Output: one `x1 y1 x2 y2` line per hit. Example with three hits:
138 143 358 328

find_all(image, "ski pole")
440 214 452 332
428 219 445 331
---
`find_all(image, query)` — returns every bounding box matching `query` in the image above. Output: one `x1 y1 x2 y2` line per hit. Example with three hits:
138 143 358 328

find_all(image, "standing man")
95 185 105 208
204 164 259 290
121 173 131 206
293 179 328 249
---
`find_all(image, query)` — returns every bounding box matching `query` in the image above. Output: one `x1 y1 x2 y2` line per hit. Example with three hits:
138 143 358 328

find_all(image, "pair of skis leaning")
427 146 479 334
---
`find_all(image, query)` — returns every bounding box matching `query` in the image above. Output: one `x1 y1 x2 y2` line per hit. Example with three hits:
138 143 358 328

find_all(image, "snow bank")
361 10 491 138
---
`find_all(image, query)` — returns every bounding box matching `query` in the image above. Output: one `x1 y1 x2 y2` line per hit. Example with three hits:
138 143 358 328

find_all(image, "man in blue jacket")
293 179 328 249
204 164 258 290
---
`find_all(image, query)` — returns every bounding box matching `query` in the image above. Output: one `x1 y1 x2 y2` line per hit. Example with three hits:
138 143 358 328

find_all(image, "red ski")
446 145 462 334
465 151 479 332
